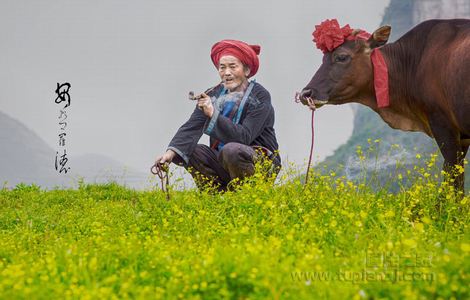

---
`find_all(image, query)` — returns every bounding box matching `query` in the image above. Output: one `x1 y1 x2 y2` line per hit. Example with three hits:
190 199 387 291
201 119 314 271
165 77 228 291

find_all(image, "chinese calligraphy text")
54 82 71 174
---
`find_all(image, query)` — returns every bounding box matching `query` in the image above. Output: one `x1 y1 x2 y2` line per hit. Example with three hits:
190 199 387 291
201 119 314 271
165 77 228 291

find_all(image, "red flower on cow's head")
312 19 354 53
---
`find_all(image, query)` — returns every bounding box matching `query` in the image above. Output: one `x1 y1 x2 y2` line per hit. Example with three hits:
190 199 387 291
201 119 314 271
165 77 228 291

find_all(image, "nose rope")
305 110 315 186
295 92 315 187
150 163 170 200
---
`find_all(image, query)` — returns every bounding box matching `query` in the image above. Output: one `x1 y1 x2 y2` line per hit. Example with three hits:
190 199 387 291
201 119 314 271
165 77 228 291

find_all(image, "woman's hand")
154 149 176 167
197 93 214 118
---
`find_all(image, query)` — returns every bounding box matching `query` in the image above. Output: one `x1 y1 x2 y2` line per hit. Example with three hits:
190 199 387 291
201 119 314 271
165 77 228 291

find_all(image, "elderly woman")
154 39 280 191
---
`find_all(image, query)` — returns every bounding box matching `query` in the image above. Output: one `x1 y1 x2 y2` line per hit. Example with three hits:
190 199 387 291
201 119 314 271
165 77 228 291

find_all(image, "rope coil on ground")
151 163 170 200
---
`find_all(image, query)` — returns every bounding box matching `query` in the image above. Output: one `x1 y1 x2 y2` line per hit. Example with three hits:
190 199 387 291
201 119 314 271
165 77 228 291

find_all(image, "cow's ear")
368 25 391 48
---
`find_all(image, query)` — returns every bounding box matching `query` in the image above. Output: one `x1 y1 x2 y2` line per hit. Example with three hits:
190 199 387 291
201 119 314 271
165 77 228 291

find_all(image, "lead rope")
305 110 315 186
151 163 170 200
295 92 315 187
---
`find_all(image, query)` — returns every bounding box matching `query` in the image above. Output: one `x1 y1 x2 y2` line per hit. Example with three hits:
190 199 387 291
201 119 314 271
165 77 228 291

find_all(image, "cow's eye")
334 54 349 63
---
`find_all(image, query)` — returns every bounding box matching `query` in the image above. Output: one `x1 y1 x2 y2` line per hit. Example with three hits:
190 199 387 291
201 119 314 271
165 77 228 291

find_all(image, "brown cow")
299 19 470 192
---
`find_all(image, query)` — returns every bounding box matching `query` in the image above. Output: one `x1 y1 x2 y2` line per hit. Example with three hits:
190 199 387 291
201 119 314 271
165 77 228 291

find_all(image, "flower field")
0 159 469 299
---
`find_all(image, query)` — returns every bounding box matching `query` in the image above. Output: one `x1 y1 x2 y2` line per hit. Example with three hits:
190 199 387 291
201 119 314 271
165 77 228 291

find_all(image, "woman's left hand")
197 93 214 118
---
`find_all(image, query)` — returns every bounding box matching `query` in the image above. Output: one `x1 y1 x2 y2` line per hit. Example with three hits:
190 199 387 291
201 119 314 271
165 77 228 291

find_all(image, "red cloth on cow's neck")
371 48 389 108
312 19 390 108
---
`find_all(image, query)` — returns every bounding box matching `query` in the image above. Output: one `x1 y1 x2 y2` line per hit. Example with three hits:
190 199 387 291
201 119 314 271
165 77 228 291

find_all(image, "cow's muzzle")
296 89 328 109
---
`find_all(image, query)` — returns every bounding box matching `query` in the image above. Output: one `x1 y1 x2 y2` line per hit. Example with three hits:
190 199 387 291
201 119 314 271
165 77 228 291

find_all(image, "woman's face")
218 55 250 92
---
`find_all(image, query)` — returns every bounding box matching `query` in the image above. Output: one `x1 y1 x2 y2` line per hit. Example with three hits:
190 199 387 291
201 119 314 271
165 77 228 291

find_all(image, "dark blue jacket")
167 82 279 164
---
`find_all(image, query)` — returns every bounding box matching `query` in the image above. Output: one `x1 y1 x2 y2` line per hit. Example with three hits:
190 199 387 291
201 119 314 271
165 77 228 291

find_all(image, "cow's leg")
428 119 464 193
458 144 469 192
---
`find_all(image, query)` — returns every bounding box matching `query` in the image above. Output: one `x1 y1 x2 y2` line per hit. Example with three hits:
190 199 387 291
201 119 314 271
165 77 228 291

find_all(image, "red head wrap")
210 39 261 78
312 19 371 53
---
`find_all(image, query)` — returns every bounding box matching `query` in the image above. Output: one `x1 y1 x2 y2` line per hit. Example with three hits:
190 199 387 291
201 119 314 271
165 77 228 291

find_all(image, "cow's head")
299 21 391 109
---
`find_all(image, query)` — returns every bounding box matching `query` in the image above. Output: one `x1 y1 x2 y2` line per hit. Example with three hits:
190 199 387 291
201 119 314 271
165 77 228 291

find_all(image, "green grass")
0 161 469 299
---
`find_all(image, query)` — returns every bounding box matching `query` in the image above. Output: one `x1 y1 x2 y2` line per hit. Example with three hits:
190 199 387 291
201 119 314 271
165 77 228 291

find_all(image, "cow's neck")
356 43 433 137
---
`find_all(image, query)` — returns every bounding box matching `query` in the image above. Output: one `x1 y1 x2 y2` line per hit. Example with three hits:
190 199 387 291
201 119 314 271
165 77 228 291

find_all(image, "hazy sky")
0 0 390 172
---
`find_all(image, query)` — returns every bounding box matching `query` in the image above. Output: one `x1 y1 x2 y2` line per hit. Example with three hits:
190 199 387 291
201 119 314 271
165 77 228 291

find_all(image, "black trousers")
173 142 281 191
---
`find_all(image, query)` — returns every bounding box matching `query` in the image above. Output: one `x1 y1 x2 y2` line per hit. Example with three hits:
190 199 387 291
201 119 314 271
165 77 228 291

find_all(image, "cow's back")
400 19 470 133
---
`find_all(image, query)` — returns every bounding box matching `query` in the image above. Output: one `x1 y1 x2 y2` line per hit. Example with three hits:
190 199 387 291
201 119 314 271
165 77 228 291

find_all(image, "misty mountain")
0 110 150 189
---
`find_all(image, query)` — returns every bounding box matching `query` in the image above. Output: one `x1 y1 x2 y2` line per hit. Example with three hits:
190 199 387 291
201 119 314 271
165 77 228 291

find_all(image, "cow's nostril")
300 89 312 99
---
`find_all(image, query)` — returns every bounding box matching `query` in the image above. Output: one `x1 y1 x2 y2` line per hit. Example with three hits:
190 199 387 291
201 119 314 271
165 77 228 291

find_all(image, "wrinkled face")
300 40 373 108
218 55 250 92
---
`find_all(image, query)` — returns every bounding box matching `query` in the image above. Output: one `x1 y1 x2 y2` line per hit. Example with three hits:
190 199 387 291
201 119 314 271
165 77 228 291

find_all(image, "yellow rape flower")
461 243 470 252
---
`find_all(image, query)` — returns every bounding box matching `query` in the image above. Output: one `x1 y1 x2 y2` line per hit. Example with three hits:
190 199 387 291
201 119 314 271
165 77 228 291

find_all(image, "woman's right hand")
154 149 176 167
197 93 214 118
